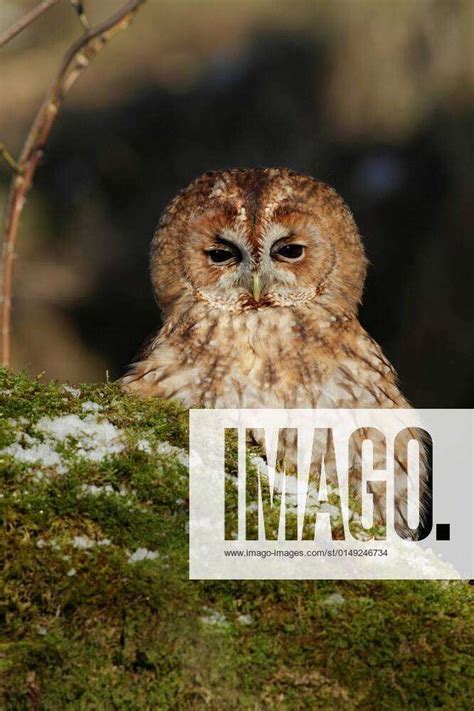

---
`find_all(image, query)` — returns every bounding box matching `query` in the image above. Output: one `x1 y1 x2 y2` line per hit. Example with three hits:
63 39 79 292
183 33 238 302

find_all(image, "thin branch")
1 0 147 366
0 144 20 174
70 1 90 32
0 0 62 49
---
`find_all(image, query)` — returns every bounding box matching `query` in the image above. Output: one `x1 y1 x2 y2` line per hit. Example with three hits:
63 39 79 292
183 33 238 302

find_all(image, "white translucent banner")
189 409 473 579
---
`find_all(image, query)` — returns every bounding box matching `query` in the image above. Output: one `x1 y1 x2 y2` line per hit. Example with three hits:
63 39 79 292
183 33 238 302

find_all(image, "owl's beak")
252 273 262 301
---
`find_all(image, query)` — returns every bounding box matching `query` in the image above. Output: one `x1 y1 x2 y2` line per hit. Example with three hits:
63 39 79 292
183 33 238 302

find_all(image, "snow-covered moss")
0 368 472 709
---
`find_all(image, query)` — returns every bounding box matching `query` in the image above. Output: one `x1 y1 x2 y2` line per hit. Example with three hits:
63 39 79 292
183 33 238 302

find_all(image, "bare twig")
0 0 146 366
70 1 90 32
0 144 20 174
0 0 62 49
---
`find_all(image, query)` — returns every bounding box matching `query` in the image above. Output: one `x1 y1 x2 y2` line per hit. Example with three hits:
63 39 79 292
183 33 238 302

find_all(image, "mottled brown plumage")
123 168 405 409
122 168 426 533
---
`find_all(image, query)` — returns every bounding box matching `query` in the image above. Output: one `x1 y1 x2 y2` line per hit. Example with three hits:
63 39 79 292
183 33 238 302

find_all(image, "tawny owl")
122 168 427 535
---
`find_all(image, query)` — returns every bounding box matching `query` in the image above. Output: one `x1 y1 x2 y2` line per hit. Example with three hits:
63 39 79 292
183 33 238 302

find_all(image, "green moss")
0 368 473 709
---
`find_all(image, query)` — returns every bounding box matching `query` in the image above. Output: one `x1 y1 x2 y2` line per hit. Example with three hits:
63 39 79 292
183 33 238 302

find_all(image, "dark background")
1 0 472 406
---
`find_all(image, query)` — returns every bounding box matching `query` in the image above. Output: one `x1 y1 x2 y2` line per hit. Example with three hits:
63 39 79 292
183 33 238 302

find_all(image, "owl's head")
151 168 367 318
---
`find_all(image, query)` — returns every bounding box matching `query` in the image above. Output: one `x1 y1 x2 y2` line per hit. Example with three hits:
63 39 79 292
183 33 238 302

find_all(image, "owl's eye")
206 238 242 264
273 243 305 261
207 248 236 264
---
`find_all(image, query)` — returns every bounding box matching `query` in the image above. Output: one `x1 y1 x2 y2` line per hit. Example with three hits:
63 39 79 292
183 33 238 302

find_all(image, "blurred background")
0 0 472 406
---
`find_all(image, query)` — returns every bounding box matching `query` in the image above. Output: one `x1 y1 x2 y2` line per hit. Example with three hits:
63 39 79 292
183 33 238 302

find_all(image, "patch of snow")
127 547 159 563
72 535 96 550
249 455 356 522
80 483 114 496
1 413 126 472
250 455 268 475
155 441 189 467
137 437 188 466
388 539 460 578
80 483 115 496
6 416 28 426
1 407 189 479
66 534 112 549
200 608 229 627
1 435 65 473
81 401 102 413
79 483 130 499
137 439 152 453
37 414 124 462
63 385 81 398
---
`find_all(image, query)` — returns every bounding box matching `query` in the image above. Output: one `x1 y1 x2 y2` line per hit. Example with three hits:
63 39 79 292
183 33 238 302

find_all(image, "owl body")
123 167 407 412
123 168 424 533
125 301 406 411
